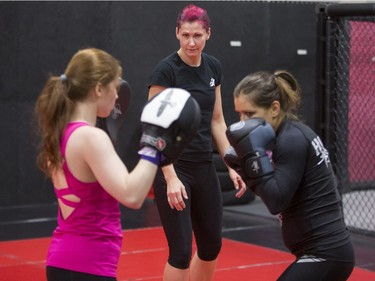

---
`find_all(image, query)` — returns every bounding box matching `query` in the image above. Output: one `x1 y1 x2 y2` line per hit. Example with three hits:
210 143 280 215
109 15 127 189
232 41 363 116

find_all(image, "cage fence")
317 4 375 236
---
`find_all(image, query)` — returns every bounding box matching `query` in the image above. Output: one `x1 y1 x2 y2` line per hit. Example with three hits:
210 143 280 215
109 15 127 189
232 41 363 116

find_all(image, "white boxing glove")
139 88 201 166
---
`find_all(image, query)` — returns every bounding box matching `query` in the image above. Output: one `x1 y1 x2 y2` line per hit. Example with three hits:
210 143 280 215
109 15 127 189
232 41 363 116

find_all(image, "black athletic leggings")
46 266 116 281
278 240 355 281
154 160 223 269
277 257 354 281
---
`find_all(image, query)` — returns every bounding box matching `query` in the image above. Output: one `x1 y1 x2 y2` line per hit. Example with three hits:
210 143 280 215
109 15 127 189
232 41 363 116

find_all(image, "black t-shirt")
257 119 353 261
148 52 223 162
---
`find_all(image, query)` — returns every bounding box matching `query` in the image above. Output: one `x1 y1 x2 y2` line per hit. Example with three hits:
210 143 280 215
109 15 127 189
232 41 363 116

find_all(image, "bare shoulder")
64 125 115 182
68 125 112 150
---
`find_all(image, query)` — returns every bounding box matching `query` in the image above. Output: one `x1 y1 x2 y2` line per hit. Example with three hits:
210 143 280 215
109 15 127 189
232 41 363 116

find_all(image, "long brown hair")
233 70 302 121
35 48 122 177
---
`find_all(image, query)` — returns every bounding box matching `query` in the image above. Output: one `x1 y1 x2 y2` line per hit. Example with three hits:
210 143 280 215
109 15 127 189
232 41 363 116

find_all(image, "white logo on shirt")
209 78 215 87
311 136 330 167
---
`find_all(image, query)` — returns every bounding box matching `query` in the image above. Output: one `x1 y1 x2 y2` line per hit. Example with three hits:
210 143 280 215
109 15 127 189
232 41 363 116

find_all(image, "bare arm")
211 85 230 158
148 85 188 210
66 126 157 209
211 86 247 197
148 85 166 99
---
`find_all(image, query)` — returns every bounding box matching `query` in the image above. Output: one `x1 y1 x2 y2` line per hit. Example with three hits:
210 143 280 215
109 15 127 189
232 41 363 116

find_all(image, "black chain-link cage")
316 4 375 236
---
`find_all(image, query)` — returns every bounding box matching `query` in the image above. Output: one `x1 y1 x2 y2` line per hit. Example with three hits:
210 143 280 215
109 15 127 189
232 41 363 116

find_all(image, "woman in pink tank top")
34 48 163 281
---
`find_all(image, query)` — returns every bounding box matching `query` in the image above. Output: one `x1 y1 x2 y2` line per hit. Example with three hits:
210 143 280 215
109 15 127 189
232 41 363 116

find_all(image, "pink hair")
176 4 210 31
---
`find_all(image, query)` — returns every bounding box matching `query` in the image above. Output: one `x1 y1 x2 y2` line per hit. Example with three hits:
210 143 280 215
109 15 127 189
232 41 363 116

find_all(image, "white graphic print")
111 103 122 119
157 90 176 117
251 159 260 174
311 136 330 167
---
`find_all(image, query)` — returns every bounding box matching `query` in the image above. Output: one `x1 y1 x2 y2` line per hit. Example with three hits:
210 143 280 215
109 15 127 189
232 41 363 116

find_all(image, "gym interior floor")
1 196 374 273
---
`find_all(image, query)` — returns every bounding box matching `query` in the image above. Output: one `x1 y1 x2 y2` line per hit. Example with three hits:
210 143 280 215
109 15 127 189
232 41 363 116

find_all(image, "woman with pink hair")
148 4 246 281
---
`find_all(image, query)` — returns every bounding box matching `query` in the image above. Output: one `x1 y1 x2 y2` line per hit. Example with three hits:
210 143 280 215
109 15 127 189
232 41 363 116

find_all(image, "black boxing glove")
97 79 131 144
139 88 201 166
223 146 246 180
225 118 275 188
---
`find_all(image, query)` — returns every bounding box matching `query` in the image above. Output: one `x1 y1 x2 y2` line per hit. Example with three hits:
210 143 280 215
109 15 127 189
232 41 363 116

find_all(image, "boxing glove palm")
225 118 275 187
223 146 246 180
139 88 201 166
224 145 262 190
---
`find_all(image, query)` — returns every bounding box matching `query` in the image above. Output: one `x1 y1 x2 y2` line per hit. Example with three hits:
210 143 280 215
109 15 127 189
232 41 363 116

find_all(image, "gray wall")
0 1 317 208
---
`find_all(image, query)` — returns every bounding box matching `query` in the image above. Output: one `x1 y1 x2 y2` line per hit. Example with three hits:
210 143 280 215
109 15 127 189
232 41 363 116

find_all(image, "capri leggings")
153 160 223 269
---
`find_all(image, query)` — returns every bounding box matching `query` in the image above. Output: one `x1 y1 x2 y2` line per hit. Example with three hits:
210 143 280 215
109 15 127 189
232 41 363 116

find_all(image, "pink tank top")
46 122 122 277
